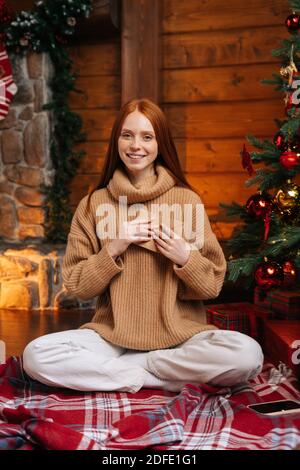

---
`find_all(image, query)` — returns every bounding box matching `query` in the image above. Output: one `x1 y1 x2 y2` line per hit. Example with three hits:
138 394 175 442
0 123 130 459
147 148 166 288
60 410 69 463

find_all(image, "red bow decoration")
241 144 255 176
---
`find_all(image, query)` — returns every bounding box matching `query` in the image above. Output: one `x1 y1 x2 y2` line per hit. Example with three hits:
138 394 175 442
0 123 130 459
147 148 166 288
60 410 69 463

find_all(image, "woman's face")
118 110 158 178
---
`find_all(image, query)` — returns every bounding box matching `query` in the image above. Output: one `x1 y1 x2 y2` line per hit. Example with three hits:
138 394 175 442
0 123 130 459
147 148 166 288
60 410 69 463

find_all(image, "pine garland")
2 0 93 242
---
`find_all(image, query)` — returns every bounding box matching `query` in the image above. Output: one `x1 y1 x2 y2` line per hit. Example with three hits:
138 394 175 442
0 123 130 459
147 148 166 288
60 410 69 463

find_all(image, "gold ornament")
274 179 300 220
19 37 29 46
280 63 298 79
67 17 76 27
280 44 298 86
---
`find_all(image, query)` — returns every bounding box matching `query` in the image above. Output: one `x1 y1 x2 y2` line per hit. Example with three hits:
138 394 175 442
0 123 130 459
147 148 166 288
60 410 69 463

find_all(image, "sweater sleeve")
173 196 227 301
62 195 124 300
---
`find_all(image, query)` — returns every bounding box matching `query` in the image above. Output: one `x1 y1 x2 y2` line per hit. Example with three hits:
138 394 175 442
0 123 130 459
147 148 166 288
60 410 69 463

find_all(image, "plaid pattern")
254 287 300 319
206 302 271 338
1 356 300 450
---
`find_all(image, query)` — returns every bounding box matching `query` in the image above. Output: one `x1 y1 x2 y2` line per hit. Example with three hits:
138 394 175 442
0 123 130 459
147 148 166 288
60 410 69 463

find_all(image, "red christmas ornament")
254 259 284 290
246 193 273 241
240 143 255 176
289 139 300 153
285 13 300 32
282 260 297 288
279 150 300 169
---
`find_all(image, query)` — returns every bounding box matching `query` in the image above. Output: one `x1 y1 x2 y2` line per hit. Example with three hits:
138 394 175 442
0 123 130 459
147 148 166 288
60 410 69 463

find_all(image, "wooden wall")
161 0 289 239
67 39 121 211
13 1 290 241
67 0 290 241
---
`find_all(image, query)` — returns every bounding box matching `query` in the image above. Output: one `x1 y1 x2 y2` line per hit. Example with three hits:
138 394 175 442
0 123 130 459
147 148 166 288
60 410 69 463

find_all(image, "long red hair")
85 98 199 211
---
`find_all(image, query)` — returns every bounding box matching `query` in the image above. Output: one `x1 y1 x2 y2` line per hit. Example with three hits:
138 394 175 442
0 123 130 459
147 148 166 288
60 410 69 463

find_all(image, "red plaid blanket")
1 356 300 450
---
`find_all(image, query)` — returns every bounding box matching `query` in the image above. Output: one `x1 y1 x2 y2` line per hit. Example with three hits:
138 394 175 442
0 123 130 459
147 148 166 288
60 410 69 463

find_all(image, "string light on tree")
282 260 297 287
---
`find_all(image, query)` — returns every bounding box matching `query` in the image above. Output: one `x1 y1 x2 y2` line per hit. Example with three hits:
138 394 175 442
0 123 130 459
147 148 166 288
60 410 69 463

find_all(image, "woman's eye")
121 133 153 141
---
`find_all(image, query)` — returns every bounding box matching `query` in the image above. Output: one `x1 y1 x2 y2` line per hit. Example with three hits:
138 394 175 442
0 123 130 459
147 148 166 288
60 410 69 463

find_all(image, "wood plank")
75 142 107 174
0 309 94 357
211 221 243 240
175 137 272 173
69 75 121 109
163 0 289 33
186 172 256 208
76 101 284 141
122 0 161 103
67 41 120 76
163 25 286 68
68 174 101 206
163 63 281 103
78 155 105 174
75 108 118 141
163 100 284 139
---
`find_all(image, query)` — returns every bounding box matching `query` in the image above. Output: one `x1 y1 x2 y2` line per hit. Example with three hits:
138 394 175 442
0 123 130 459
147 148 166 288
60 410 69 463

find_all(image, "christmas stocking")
0 42 17 120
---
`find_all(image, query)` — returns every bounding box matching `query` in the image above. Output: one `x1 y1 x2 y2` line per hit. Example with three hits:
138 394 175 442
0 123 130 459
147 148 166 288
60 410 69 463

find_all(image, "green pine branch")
226 256 261 284
244 168 299 191
289 0 300 12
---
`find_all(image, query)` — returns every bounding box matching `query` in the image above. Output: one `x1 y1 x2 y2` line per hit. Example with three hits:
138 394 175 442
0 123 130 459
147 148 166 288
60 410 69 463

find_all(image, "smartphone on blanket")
247 399 300 416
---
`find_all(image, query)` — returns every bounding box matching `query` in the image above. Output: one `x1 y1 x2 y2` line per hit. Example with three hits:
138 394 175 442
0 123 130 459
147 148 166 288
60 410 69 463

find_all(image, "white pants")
23 329 264 394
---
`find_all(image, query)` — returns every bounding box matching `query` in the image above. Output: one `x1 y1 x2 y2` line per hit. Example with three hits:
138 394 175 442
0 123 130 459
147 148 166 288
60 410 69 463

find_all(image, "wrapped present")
205 302 272 340
254 287 300 319
264 321 300 378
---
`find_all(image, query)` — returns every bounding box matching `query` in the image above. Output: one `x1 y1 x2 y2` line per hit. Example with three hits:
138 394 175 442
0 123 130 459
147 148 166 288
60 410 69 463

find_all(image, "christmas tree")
221 0 300 292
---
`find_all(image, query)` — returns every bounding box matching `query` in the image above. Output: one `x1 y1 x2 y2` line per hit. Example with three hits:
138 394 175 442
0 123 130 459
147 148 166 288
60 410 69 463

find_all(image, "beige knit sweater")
62 163 227 351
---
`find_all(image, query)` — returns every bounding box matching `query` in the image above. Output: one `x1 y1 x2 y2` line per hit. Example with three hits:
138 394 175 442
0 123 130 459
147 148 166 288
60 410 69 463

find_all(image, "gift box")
254 287 300 319
205 302 272 340
264 321 300 379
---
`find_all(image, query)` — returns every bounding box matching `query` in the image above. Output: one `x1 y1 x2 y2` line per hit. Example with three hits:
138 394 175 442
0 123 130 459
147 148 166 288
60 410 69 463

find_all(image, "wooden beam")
121 0 161 104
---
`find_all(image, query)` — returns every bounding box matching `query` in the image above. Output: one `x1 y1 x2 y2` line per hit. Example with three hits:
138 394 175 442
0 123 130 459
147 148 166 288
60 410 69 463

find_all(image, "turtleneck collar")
107 163 176 204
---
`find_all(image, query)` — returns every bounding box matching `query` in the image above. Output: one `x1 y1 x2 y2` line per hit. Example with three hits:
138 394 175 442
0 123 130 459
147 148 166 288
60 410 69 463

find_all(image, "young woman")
23 98 264 393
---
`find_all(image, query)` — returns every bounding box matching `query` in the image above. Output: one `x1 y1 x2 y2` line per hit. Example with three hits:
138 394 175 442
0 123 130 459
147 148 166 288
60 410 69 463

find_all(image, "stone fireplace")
0 51 95 310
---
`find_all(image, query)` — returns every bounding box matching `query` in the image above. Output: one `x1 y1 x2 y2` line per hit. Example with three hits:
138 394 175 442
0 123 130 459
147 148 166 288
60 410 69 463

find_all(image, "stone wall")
0 52 55 243
0 52 95 310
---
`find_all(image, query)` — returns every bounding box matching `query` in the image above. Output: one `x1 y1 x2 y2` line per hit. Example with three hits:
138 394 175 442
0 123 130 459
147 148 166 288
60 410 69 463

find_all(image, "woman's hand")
107 217 154 258
151 223 191 266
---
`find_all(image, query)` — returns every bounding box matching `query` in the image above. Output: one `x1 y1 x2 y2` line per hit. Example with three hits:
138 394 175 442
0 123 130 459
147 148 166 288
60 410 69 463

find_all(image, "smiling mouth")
127 153 147 159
